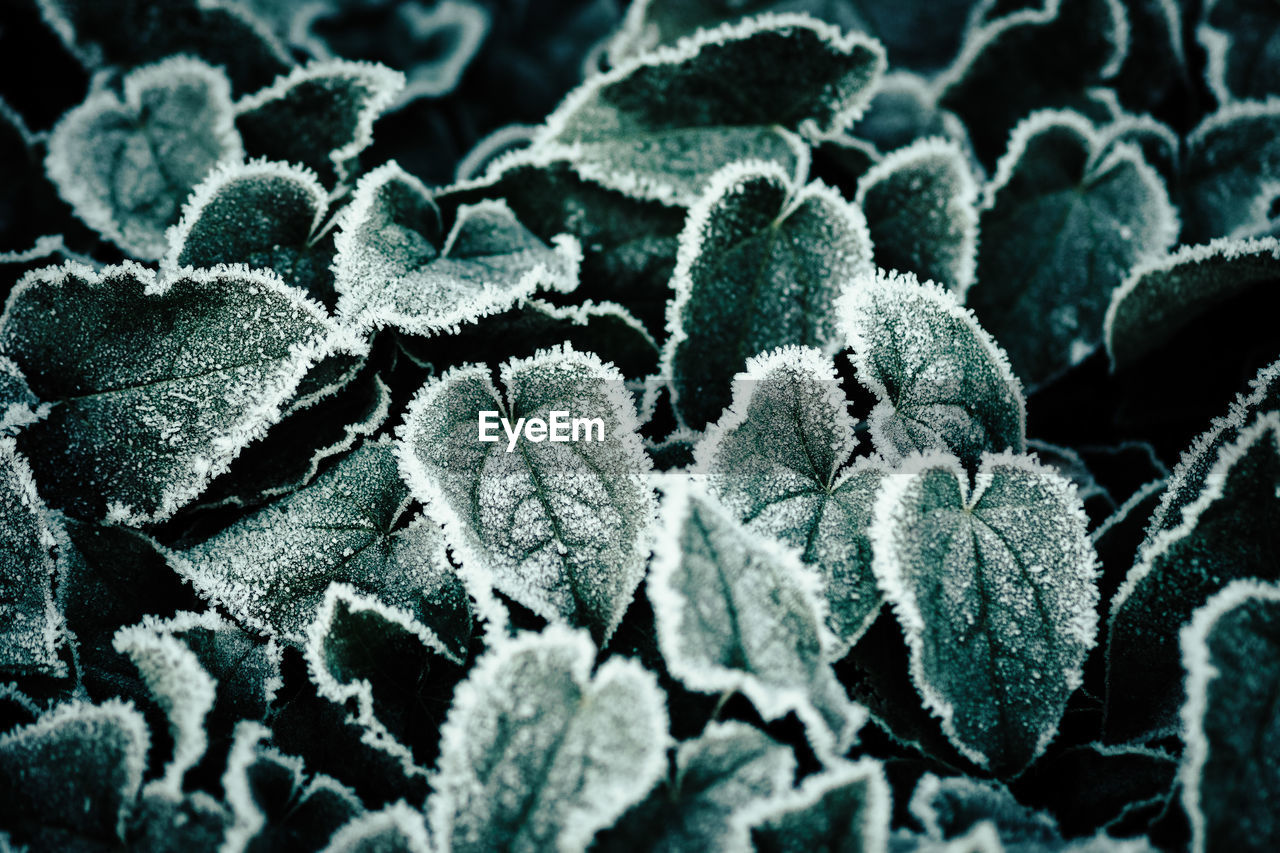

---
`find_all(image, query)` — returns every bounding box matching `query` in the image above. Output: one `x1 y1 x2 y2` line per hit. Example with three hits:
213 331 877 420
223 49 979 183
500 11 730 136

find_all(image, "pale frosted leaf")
852 72 971 156
936 0 1130 164
856 137 979 292
967 111 1178 386
44 57 242 259
1179 581 1280 853
305 582 466 776
1182 100 1280 242
35 0 291 94
649 479 867 758
599 720 795 853
694 345 885 655
397 345 654 643
0 699 149 850
322 802 431 853
235 60 404 183
871 452 1098 774
0 356 47 437
333 162 581 336
0 439 63 677
662 161 873 429
0 262 353 524
163 159 337 306
739 758 891 853
840 269 1026 469
1198 0 1280 102
173 439 472 653
429 625 668 853
537 13 885 205
221 721 363 853
1107 413 1280 741
1105 237 1280 369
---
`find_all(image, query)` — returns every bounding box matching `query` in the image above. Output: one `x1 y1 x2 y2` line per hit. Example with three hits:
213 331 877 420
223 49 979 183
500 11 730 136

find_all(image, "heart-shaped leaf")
0 262 355 524
45 57 242 259
649 479 867 759
1179 580 1280 853
235 60 404 184
1182 100 1280 242
871 451 1098 774
536 13 885 205
694 345 887 655
332 161 580 336
840 268 1026 469
428 625 668 853
172 439 471 654
856 136 978 292
397 345 654 643
967 110 1178 386
661 160 873 429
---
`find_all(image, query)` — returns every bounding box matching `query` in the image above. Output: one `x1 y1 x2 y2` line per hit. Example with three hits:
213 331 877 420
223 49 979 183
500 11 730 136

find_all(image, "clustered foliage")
2 0 1280 850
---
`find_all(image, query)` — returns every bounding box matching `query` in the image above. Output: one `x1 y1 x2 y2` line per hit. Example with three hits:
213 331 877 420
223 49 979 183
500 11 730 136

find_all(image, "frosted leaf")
856 137 978 292
162 159 338 307
648 479 867 759
936 0 1130 164
428 625 668 853
332 162 581 336
1179 581 1280 853
1198 0 1280 102
0 355 47 436
967 111 1178 387
694 345 887 655
852 72 970 157
0 439 63 677
399 298 660 383
536 13 885 206
221 721 363 853
439 149 685 334
235 60 404 184
305 582 466 776
662 161 874 429
173 439 472 653
871 452 1098 774
0 262 352 524
599 720 795 853
1141 357 1280 550
0 699 149 850
44 56 242 259
397 345 654 643
322 802 431 853
1182 100 1280 241
1107 413 1280 741
1104 237 1280 369
738 758 891 853
113 611 282 796
840 269 1026 470
35 0 291 94
608 0 973 74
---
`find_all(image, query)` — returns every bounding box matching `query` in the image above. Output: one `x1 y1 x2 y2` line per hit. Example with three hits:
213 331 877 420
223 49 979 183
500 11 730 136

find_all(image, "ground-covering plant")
1 0 1279 850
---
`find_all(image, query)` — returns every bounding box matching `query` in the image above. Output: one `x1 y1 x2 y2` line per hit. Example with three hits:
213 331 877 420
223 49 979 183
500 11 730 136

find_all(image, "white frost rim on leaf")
321 801 431 853
869 450 1096 770
1091 478 1166 545
453 123 538 183
648 476 864 759
856 136 980 293
428 623 670 853
44 56 243 259
732 757 891 851
235 59 405 182
1111 412 1280 616
161 158 330 282
0 697 150 839
2 260 362 525
1178 578 1280 853
1103 236 1280 369
837 268 1026 462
